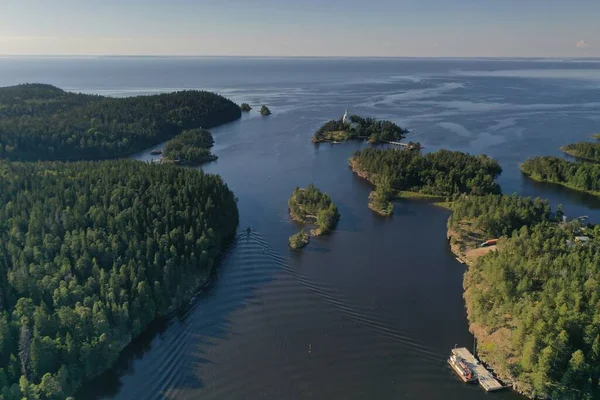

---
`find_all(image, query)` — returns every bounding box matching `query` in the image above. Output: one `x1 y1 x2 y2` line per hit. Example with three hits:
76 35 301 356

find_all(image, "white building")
342 109 351 125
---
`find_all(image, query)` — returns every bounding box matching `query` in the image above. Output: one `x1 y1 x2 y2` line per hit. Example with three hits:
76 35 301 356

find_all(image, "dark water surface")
2 57 600 399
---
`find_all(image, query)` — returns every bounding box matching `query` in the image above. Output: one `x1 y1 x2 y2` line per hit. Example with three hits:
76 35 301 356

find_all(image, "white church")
342 109 359 131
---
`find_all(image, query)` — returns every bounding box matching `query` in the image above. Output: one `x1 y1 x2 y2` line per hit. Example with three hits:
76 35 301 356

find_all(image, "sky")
1 0 599 57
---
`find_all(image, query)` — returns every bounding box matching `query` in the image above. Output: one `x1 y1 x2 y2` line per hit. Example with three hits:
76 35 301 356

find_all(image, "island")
289 229 310 249
288 184 340 236
593 133 600 140
446 193 599 399
162 128 218 165
350 148 502 215
560 141 600 162
520 156 600 196
0 160 238 399
260 105 271 116
0 83 241 161
312 109 408 144
240 103 252 112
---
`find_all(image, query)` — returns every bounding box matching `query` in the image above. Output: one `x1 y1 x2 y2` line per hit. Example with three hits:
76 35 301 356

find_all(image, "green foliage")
561 142 600 162
260 105 271 116
351 148 502 197
592 133 600 140
464 222 600 398
312 115 408 143
453 194 598 397
0 83 241 161
288 230 309 249
288 184 340 235
162 128 217 165
240 103 252 112
368 177 394 216
449 194 554 237
521 156 600 194
0 160 238 397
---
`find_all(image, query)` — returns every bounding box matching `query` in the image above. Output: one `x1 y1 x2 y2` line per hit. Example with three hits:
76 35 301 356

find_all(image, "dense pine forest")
312 115 408 144
561 141 600 162
288 185 340 236
162 128 217 165
0 83 241 161
448 195 600 398
350 148 502 215
0 160 239 399
521 156 600 195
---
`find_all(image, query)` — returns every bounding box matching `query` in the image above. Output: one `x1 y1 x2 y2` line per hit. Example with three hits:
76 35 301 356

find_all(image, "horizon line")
1 54 600 60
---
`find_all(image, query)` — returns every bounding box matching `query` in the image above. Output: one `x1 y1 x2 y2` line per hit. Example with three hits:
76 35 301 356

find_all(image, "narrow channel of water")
3 57 597 399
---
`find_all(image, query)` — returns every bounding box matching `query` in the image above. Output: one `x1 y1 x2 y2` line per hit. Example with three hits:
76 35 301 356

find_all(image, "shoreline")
78 230 237 397
560 148 600 163
520 167 600 197
349 157 447 202
446 224 522 396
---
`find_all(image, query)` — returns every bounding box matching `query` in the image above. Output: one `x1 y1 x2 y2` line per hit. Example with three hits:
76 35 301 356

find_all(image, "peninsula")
560 141 600 162
446 193 599 399
520 156 600 196
350 148 502 215
288 184 340 237
162 128 218 165
312 110 408 144
0 160 238 399
0 83 241 161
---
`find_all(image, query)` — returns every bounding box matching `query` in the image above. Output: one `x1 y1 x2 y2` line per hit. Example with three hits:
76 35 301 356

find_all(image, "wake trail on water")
245 232 444 363
108 231 442 400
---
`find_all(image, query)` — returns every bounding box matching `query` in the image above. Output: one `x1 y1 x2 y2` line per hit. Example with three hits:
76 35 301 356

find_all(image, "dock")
385 141 424 150
451 347 504 392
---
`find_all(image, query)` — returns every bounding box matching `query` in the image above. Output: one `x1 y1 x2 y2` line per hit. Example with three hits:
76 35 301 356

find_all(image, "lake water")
2 57 600 399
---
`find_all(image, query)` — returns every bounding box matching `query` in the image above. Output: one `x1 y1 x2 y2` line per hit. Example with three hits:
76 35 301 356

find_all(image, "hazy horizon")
2 0 599 57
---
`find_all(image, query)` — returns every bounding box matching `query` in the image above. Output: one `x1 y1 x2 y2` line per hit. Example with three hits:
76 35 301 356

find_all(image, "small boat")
150 149 162 155
448 353 477 383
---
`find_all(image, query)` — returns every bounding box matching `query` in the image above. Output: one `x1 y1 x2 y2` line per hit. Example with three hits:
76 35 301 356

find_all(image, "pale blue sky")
1 0 599 57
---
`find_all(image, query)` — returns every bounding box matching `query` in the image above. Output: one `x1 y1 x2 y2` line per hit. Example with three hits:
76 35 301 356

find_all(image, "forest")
561 141 600 162
0 160 239 399
288 230 310 249
350 148 502 197
0 83 241 162
449 194 600 398
520 156 600 195
312 115 408 144
288 185 340 236
448 194 554 238
162 128 217 165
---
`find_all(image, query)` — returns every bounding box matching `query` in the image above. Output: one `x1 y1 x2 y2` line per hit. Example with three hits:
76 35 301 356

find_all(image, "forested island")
0 160 238 399
240 103 252 112
162 128 217 165
260 105 271 116
521 156 600 196
561 141 600 162
312 113 408 144
289 230 310 249
447 194 599 399
288 185 340 238
350 148 502 215
0 83 241 161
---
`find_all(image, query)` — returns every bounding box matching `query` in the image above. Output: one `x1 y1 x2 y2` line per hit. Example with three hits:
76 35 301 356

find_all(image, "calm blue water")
2 57 599 399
